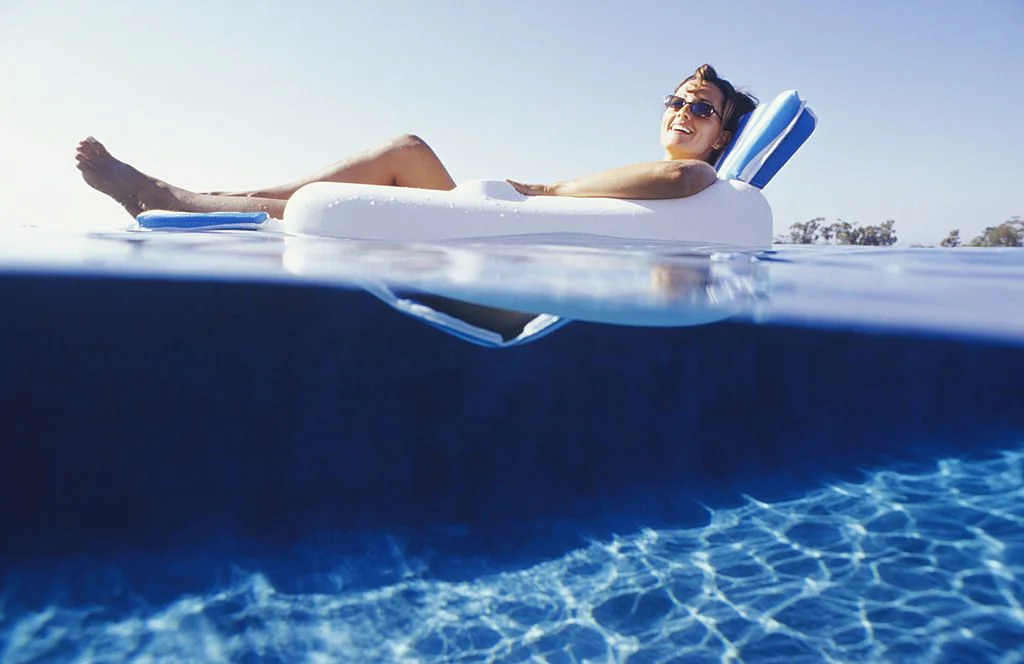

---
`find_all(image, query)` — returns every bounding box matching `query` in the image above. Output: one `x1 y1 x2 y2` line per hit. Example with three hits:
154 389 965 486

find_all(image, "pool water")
1 234 1023 662
3 449 1023 662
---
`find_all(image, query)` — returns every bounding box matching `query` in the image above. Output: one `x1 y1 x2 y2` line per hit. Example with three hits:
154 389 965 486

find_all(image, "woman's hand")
505 179 561 196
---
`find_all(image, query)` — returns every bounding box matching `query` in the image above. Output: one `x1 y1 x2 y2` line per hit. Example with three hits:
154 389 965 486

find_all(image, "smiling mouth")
670 123 693 135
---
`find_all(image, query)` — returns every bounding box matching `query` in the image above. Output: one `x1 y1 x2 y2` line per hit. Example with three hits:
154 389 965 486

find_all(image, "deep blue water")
1 237 1023 662
3 449 1023 662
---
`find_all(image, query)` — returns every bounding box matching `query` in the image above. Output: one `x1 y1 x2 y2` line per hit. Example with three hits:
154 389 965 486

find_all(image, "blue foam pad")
715 90 816 189
137 210 271 230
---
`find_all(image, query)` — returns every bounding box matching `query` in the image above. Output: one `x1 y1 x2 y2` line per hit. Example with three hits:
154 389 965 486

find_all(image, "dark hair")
677 64 758 163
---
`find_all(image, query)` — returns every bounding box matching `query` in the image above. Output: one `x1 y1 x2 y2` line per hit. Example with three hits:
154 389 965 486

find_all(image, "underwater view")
2 235 1024 663
2 447 1023 662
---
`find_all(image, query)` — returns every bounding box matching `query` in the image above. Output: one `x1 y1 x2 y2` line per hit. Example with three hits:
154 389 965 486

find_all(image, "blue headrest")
714 90 816 189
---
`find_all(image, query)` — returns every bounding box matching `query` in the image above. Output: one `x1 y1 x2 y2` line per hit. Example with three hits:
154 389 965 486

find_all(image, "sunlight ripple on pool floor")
2 449 1023 663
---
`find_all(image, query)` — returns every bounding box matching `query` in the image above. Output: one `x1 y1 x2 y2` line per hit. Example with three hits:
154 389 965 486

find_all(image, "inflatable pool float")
283 178 770 246
135 90 816 347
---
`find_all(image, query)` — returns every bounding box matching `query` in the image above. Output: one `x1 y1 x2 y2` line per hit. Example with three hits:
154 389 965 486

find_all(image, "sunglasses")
663 95 722 120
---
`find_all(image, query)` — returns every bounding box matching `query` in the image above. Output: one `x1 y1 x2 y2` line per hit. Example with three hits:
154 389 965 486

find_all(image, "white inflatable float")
283 177 771 246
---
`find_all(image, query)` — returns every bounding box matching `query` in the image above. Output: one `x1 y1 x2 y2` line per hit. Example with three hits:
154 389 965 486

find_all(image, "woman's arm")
507 160 717 200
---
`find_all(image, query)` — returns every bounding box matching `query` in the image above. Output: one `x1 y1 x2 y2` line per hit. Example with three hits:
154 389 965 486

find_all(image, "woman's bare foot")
75 137 192 218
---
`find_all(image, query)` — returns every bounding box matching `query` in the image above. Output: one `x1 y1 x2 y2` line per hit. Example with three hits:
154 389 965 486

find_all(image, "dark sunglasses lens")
664 97 715 117
690 101 714 117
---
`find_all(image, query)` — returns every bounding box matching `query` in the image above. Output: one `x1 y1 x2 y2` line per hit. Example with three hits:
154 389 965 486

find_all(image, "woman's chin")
662 137 698 158
663 147 701 161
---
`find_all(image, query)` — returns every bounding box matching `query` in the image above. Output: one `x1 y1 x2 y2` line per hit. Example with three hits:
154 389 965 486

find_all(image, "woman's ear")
713 130 732 151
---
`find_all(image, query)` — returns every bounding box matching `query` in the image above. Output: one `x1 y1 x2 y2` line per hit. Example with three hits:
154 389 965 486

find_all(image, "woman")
76 64 757 220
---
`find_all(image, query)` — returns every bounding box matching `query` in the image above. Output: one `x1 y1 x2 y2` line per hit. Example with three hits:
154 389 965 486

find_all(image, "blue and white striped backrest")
715 90 816 189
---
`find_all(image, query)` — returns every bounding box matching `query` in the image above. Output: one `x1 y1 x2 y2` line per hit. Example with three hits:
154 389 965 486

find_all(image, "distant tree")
788 217 825 244
782 217 899 246
822 219 897 246
824 220 854 244
940 229 961 247
969 217 1024 247
858 219 898 246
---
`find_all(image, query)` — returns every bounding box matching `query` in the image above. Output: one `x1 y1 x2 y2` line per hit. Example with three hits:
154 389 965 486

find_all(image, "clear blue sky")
2 0 1021 245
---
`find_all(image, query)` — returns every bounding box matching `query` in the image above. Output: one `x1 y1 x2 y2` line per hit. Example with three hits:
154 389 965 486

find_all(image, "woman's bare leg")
204 134 457 199
77 134 456 219
76 137 287 218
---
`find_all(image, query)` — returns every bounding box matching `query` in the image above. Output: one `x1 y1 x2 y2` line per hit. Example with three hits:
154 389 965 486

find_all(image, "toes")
76 143 97 161
87 138 113 158
75 153 101 170
77 136 109 159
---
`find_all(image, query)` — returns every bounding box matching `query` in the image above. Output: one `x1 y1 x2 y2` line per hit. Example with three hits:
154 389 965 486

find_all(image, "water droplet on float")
369 200 376 206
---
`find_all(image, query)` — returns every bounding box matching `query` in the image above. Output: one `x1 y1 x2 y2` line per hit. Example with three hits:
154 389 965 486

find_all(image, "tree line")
776 216 1023 247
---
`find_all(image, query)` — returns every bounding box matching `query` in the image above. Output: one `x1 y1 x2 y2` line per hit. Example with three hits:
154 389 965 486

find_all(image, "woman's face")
660 79 729 162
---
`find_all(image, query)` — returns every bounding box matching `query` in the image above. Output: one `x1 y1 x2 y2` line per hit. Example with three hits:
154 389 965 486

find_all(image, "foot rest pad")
137 210 271 230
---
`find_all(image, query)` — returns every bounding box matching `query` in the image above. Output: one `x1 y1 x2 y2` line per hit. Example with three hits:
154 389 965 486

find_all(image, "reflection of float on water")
282 235 769 345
